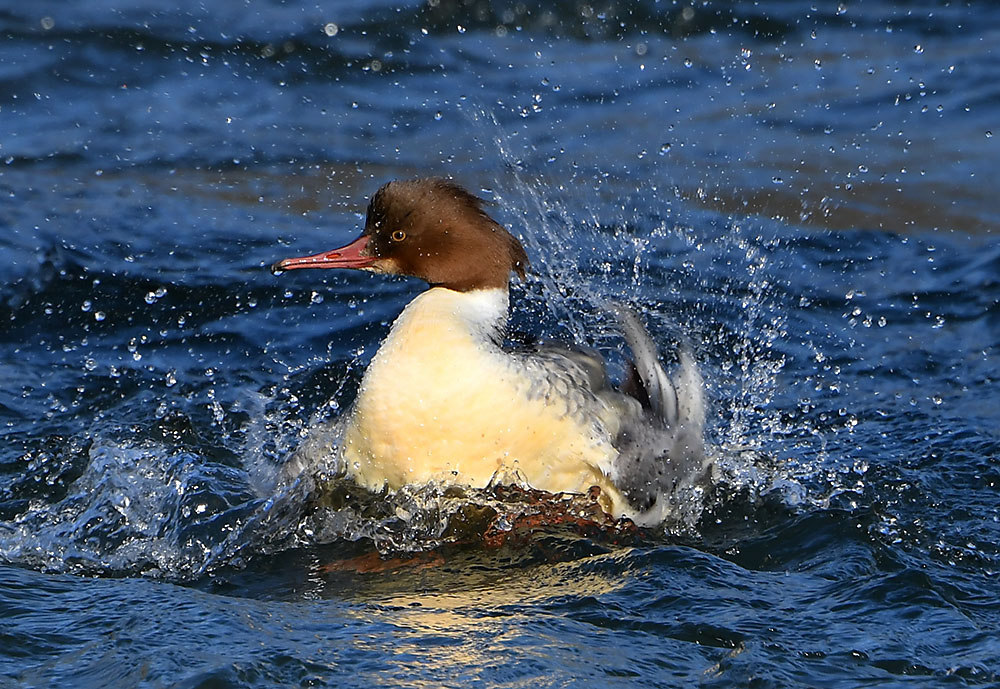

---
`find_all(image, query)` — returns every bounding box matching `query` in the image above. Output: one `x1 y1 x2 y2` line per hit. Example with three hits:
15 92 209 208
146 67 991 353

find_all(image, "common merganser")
273 178 709 526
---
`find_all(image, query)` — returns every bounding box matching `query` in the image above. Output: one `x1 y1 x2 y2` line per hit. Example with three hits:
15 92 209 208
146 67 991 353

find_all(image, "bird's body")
274 179 709 526
343 286 624 505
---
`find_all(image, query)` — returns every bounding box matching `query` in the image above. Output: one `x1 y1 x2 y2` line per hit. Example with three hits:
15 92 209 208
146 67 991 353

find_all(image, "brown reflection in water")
44 152 993 239
187 161 997 237
682 178 996 235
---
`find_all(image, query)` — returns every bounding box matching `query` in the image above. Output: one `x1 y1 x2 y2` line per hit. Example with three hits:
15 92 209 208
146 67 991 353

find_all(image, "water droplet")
323 22 339 37
84 358 97 371
310 291 324 304
165 370 177 387
94 311 106 322
987 131 993 138
659 143 671 155
81 300 92 312
40 16 54 30
772 176 784 185
683 58 693 68
434 112 442 121
914 44 923 54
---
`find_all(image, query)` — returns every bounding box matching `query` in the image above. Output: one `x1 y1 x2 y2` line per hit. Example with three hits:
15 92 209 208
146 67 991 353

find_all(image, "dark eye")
391 230 406 242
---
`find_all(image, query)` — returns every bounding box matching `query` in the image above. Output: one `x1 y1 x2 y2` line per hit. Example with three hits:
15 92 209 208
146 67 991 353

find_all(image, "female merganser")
273 178 709 526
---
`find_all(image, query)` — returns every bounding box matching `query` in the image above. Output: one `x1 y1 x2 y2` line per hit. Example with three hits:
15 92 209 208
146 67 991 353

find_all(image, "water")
2 1 999 686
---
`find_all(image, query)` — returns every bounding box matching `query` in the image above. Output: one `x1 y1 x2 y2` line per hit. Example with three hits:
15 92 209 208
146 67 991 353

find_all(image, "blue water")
2 1 999 687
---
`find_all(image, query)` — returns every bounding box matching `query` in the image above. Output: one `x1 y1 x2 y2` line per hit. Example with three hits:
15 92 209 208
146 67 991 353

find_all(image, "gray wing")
608 303 709 522
513 339 641 434
512 305 709 523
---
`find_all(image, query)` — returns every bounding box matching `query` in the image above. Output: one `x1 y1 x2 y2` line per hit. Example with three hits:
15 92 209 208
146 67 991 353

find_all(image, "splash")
0 118 858 580
465 109 819 510
0 439 262 576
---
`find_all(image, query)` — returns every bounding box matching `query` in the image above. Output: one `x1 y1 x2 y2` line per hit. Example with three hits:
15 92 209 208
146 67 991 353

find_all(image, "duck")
272 178 709 526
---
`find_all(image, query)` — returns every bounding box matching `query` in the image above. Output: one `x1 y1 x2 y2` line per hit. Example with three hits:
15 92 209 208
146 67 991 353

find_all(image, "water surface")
2 1 999 687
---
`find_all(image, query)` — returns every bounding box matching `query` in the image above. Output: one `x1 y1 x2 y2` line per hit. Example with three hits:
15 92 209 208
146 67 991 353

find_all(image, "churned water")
2 1 999 687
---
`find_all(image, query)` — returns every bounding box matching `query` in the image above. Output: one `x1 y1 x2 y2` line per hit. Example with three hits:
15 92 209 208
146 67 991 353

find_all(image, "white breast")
339 287 626 510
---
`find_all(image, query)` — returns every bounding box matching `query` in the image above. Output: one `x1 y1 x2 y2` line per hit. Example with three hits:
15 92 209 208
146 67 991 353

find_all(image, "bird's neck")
383 286 509 350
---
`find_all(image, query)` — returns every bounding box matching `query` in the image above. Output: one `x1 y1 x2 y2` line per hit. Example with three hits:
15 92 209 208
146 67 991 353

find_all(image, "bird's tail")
612 303 704 436
605 302 710 525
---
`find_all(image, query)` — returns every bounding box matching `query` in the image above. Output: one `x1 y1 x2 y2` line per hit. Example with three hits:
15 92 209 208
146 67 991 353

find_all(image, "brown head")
272 179 529 292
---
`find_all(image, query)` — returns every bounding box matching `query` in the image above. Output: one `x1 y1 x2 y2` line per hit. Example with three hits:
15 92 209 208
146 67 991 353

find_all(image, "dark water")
2 1 999 687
